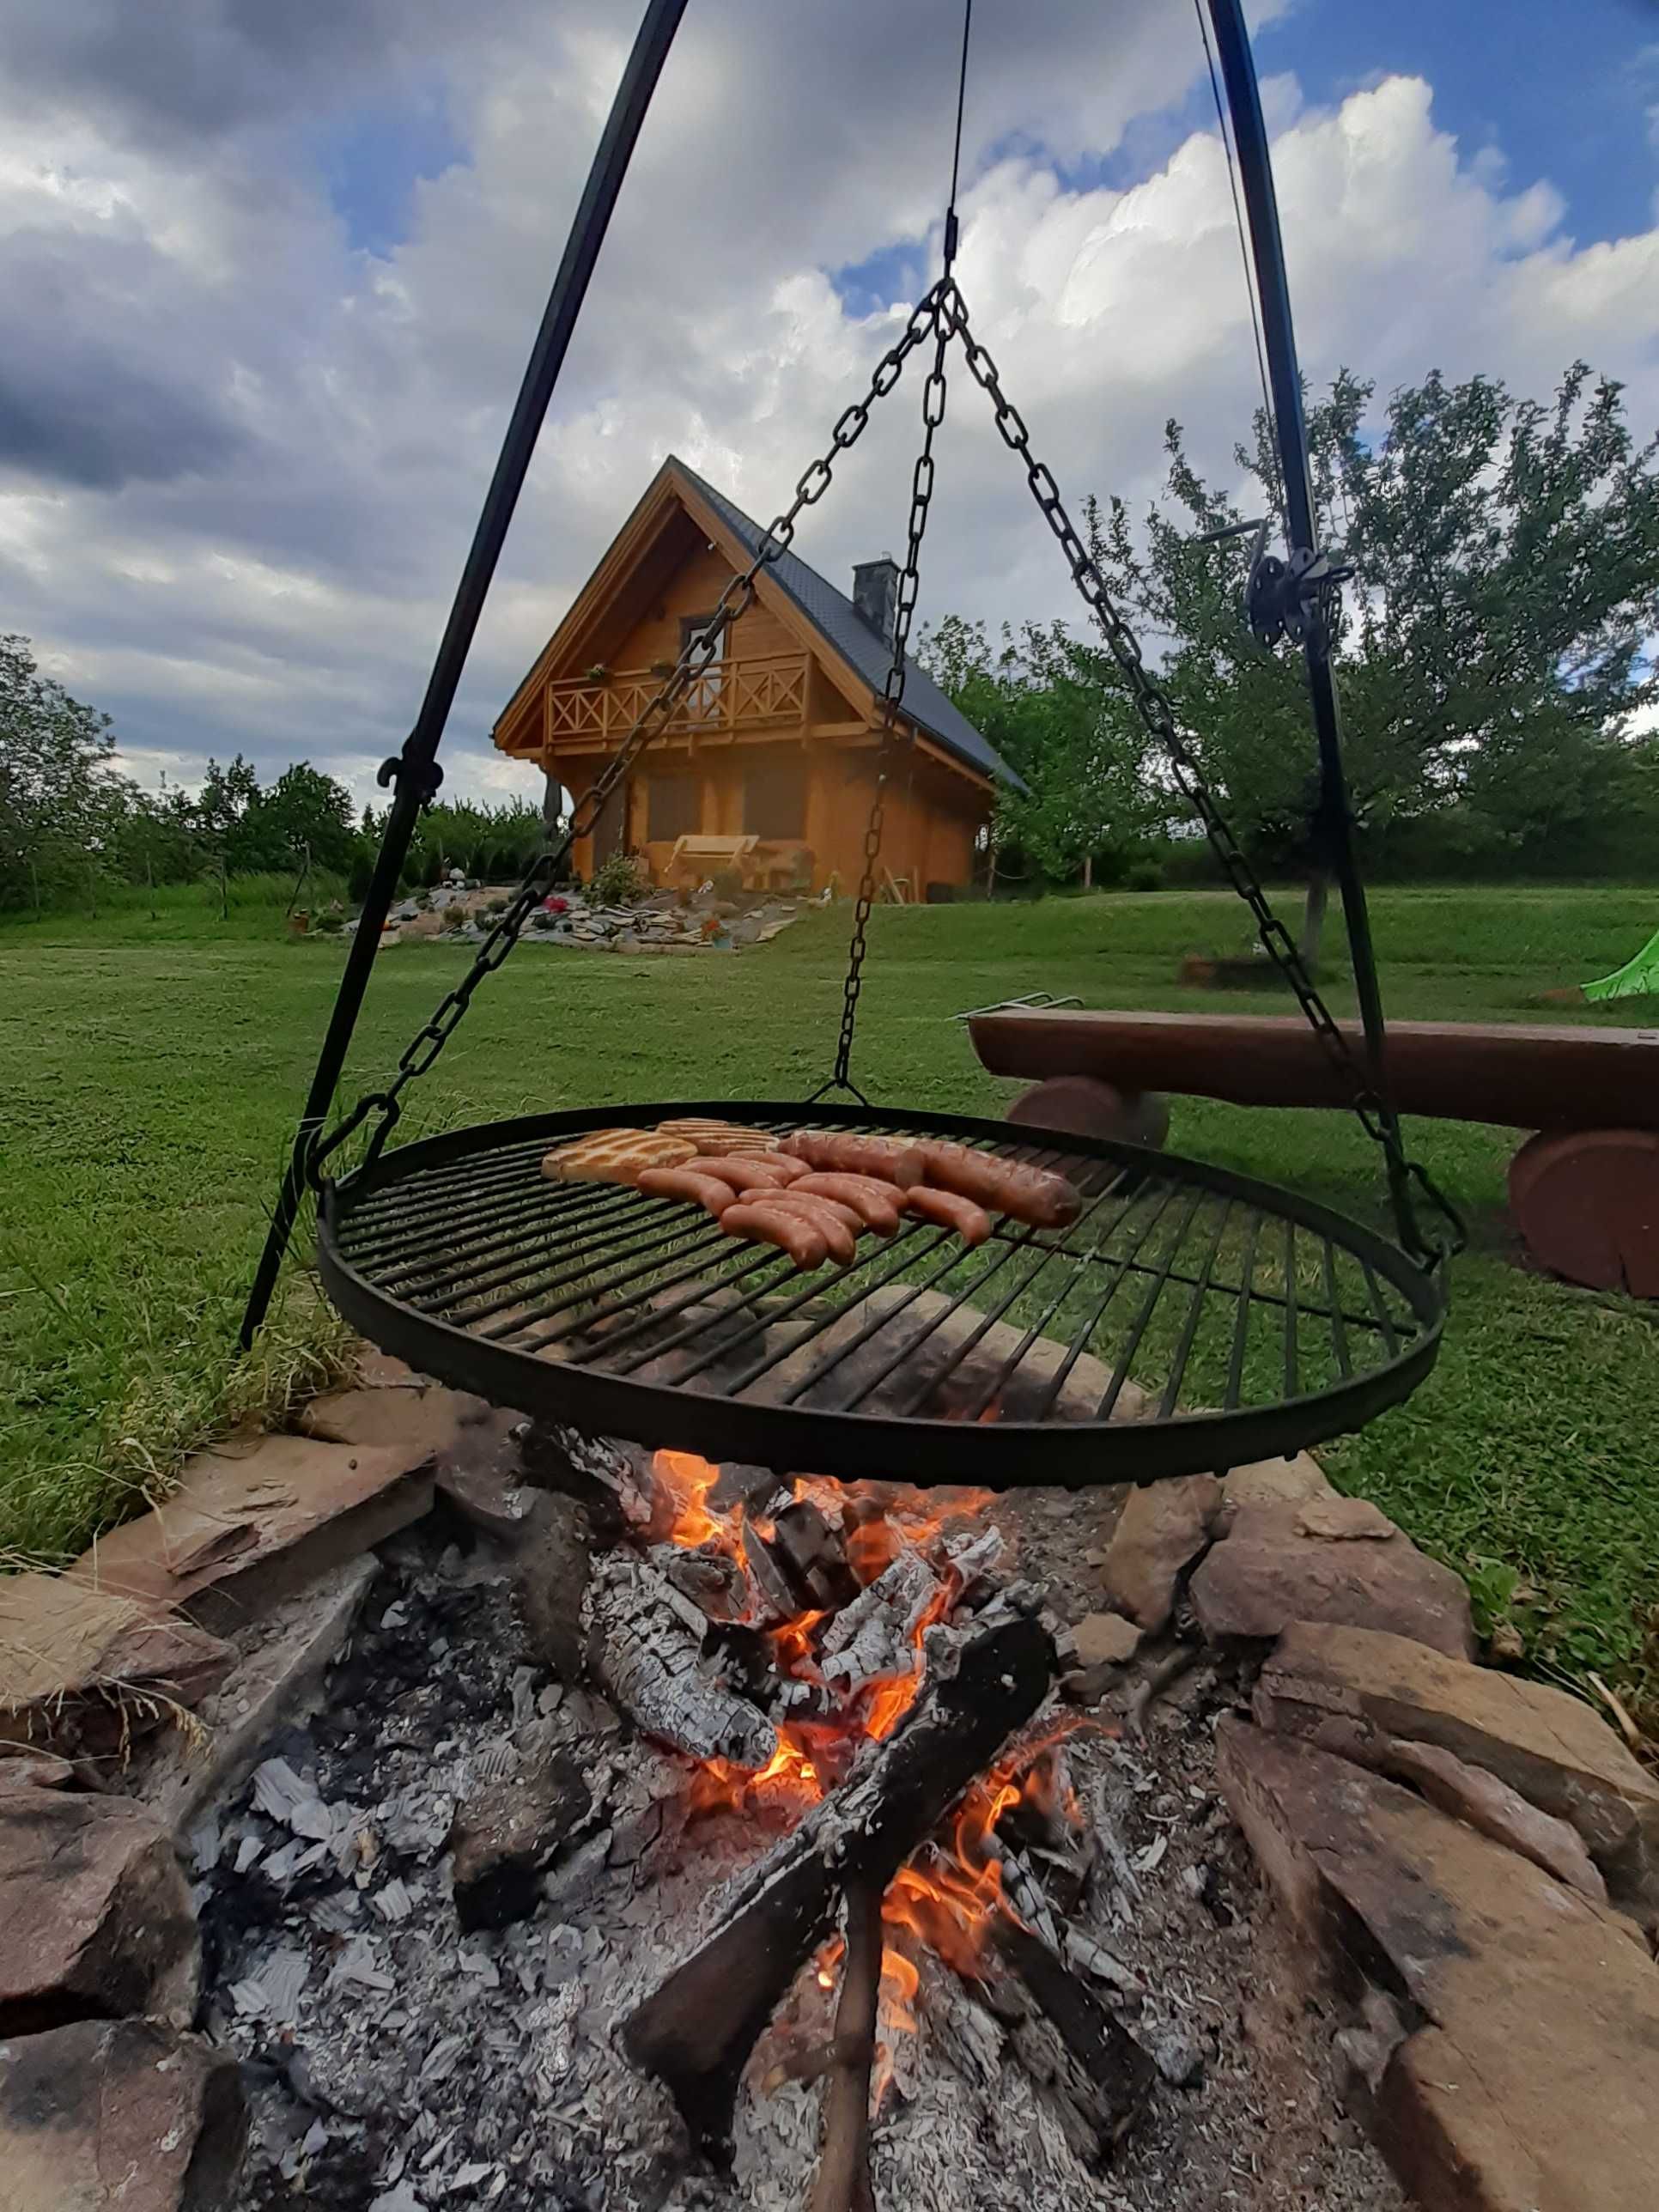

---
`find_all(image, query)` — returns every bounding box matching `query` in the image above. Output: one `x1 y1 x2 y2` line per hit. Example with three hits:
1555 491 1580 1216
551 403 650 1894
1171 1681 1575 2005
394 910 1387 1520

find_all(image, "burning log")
975 1913 1155 2159
584 1552 775 1768
622 1604 1056 2154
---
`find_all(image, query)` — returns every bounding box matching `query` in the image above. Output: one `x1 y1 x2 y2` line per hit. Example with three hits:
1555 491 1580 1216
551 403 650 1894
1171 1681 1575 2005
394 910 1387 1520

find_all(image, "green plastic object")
1583 926 1659 1003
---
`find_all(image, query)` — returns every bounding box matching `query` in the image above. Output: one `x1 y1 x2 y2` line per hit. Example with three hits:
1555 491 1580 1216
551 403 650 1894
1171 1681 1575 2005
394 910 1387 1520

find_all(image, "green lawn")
3 884 1656 1707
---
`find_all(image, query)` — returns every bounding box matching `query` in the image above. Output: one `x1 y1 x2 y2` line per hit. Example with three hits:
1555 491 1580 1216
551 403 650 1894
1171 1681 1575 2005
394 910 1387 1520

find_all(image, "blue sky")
1258 0 1659 248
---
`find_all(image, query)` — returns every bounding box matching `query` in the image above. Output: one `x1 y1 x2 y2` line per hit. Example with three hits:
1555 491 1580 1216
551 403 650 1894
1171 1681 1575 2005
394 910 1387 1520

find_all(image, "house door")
679 612 729 725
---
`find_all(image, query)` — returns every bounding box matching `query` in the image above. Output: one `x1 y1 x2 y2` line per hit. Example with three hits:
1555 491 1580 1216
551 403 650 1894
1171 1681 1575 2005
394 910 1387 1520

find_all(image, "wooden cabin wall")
607 544 796 670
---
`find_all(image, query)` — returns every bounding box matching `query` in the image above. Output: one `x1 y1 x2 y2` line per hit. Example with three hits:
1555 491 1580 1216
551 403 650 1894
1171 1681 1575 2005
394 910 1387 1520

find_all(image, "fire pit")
191 1427 1403 2212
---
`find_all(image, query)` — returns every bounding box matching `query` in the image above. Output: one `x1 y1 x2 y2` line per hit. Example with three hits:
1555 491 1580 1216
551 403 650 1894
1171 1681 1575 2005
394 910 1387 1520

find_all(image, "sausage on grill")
781 1131 927 1188
916 1140 1081 1228
635 1166 739 1218
905 1186 994 1246
720 1202 827 1270
745 1189 860 1265
789 1173 902 1234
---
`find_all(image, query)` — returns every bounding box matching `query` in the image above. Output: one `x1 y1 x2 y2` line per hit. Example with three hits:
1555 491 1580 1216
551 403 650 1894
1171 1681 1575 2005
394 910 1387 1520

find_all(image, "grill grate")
318 1103 1444 1486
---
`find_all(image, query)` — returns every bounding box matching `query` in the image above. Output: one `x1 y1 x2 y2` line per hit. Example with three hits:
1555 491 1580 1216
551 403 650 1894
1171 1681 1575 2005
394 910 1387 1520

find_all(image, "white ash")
198 1501 1402 2212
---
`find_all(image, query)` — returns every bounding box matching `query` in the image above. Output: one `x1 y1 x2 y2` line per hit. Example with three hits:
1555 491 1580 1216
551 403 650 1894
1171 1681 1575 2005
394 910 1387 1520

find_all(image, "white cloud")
1 6 1656 810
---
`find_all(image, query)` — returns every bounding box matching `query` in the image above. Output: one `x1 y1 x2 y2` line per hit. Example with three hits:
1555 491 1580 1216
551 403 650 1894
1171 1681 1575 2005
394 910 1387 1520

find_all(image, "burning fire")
645 1449 1091 2114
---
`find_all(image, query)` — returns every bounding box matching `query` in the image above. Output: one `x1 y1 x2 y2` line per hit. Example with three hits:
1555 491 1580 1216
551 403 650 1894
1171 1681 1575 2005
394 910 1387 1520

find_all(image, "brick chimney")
851 555 899 646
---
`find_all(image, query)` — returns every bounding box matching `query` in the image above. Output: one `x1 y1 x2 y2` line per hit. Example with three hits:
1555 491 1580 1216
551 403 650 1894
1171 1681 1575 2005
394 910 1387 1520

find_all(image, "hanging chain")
305 286 950 1187
939 279 1463 1266
817 303 951 1101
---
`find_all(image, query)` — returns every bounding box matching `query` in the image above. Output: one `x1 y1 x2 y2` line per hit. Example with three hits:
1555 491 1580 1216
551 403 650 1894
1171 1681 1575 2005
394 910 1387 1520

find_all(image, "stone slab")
1190 1501 1475 1657
67 1431 436 1635
1217 1450 1334 1520
137 1557 376 1835
0 1577 230 1759
1098 1474 1219 1632
1217 1720 1659 2212
0 1791 198 2035
0 2017 246 2211
1255 1620 1659 1891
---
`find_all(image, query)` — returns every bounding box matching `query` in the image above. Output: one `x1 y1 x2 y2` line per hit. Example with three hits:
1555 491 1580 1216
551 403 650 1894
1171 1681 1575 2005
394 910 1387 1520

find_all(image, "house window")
679 611 728 722
647 774 700 844
744 757 806 841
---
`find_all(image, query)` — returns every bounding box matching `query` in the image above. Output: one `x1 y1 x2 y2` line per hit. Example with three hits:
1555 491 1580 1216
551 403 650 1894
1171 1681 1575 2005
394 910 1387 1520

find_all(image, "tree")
231 761 358 875
1085 362 1659 935
0 635 121 908
919 615 1168 884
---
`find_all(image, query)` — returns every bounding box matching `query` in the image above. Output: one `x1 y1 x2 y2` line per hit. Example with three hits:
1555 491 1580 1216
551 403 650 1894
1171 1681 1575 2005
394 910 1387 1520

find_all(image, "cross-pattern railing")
544 653 809 744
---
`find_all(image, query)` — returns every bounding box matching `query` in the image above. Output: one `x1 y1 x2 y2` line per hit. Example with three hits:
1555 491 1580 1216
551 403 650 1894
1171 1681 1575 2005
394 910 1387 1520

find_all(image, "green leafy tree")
0 635 122 907
1085 362 1659 936
231 761 358 874
919 615 1167 884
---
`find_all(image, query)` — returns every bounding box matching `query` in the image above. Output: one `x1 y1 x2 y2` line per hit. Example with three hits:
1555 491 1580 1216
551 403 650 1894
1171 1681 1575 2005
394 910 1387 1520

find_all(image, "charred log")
975 1914 1155 2160
584 1552 775 1768
805 1880 882 2212
623 1607 1056 2155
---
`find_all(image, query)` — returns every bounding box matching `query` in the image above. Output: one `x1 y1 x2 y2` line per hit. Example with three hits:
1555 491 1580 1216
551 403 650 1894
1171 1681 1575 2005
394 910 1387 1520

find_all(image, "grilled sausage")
683 1155 796 1190
781 1131 927 1188
733 1151 811 1183
720 1202 827 1270
915 1140 1081 1228
746 1189 860 1265
905 1185 994 1247
635 1166 739 1218
789 1173 902 1234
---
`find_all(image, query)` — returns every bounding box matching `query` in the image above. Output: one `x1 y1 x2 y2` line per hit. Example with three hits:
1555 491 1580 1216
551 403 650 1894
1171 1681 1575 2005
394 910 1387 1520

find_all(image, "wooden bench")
969 1007 1659 1297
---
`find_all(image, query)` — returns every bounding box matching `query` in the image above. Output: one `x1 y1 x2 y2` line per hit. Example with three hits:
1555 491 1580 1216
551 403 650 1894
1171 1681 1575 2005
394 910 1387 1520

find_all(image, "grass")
3 884 1656 1707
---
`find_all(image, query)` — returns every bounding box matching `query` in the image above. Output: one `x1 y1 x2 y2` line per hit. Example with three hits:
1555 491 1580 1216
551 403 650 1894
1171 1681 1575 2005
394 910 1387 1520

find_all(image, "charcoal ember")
655 1542 758 1626
763 1498 858 1611
583 1553 775 1769
450 1750 594 1932
820 1550 940 1688
514 1492 597 1681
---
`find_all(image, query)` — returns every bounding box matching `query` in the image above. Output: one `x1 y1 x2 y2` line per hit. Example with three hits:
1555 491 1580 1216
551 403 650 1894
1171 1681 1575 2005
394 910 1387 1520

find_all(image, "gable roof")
671 459 1023 793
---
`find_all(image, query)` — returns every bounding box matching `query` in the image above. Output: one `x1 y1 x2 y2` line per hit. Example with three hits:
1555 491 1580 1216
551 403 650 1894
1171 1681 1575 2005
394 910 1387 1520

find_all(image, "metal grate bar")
1157 1198 1236 1420
1093 1186 1208 1420
1362 1261 1401 1358
951 1181 1175 1424
1324 1239 1352 1379
511 1226 790 1357
833 1176 1146 1416
1284 1219 1299 1401
369 1178 643 1296
1223 1207 1263 1412
472 1207 747 1339
424 1189 725 1322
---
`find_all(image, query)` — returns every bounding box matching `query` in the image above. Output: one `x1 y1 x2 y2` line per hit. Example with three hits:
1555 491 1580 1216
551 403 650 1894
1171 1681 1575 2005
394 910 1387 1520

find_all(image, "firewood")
583 1552 775 1768
975 1913 1155 2159
805 1879 882 2212
622 1606 1055 2154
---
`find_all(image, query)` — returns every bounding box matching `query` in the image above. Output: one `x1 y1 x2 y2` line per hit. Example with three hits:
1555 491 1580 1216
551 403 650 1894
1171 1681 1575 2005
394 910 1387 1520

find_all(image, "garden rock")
515 1492 598 1682
450 1748 594 1931
1071 1613 1143 1668
0 2016 246 2211
0 1792 198 2034
68 1432 438 1634
1098 1474 1220 1632
0 1754 76 1794
1255 1620 1659 1893
1189 1500 1475 1657
1216 1720 1659 2212
1217 1450 1335 1521
1380 1738 1607 1902
139 1558 377 1835
0 1576 230 1759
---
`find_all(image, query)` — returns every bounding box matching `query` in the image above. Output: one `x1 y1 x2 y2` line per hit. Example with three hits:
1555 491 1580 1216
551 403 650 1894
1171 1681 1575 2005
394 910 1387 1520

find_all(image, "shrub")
1123 856 1164 892
590 849 649 907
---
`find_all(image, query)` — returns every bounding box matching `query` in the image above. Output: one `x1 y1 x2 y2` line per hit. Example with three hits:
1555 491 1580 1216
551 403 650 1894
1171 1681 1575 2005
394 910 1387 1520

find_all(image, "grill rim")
315 1101 1445 1489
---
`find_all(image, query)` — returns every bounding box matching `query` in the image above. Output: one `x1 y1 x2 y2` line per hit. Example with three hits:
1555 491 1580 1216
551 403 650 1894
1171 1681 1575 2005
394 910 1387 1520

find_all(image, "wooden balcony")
543 653 810 750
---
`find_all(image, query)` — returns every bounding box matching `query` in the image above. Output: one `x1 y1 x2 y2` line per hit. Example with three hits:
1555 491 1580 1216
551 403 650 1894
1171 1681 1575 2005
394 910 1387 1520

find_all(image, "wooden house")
492 456 1019 896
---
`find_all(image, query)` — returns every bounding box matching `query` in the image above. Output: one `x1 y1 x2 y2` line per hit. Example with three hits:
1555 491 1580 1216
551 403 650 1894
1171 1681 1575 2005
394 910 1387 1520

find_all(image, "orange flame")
684 1724 824 1821
651 1449 746 1556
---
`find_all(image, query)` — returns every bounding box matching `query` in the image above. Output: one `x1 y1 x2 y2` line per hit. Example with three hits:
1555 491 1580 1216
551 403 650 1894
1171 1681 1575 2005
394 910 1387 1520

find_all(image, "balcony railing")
544 653 810 744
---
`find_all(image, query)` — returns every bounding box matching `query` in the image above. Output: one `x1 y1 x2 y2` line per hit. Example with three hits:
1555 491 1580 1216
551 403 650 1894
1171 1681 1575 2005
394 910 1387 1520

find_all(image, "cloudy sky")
3 0 1657 809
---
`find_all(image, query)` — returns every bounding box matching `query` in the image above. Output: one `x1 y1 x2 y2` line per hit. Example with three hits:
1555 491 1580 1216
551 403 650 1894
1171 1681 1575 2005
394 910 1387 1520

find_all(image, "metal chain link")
306 284 950 1186
939 278 1463 1266
817 302 951 1100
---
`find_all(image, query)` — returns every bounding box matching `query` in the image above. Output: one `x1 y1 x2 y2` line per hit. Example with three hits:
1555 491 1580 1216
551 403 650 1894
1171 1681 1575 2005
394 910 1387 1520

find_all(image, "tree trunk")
1298 868 1330 973
1081 854 1092 892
